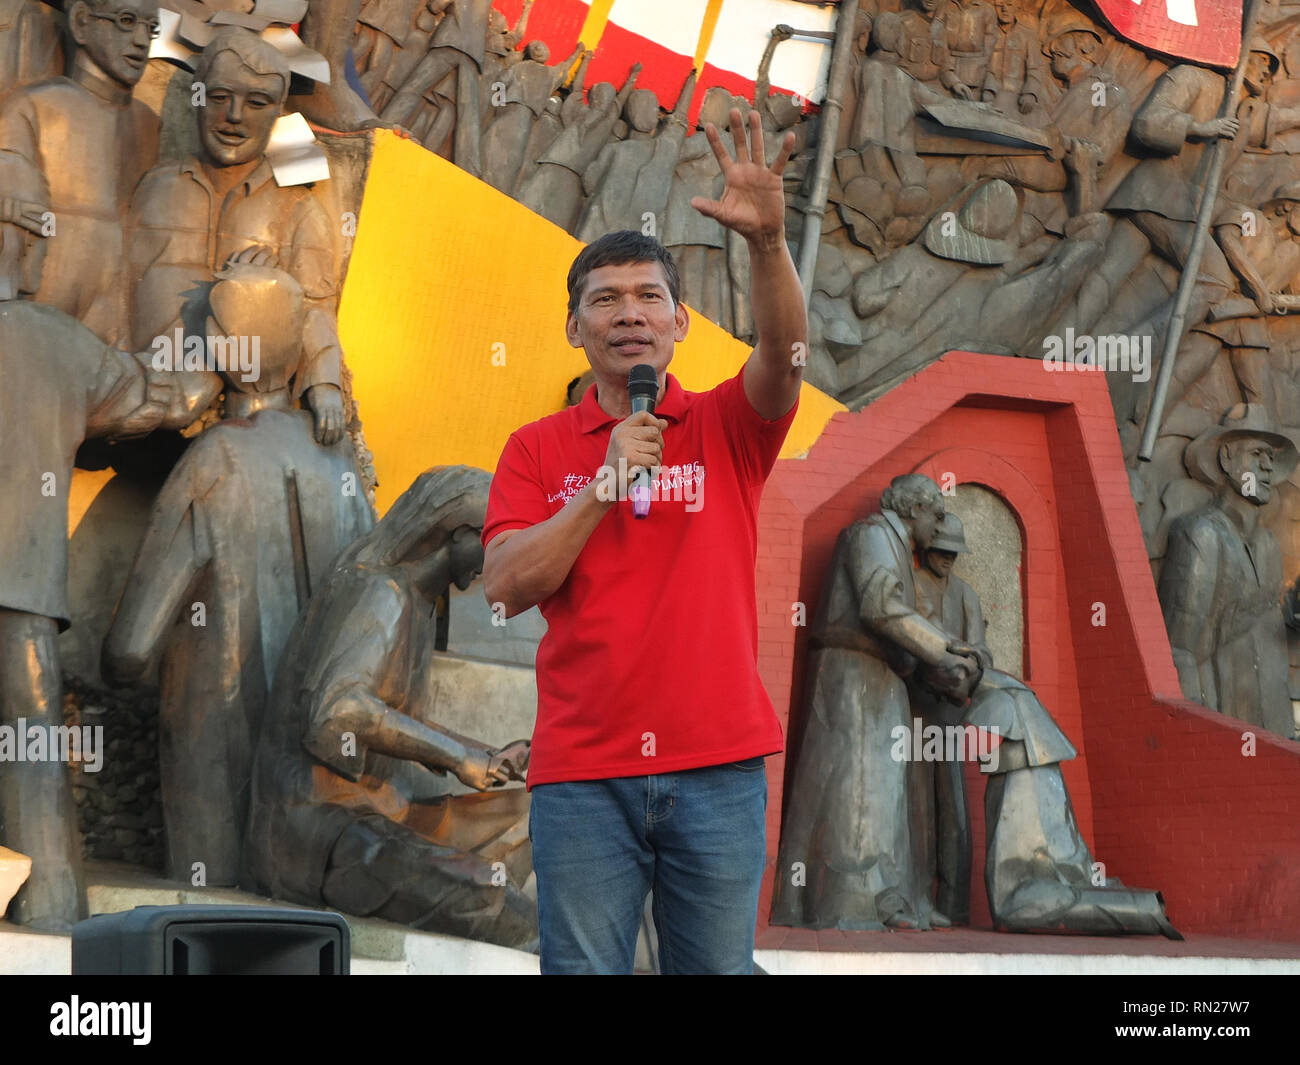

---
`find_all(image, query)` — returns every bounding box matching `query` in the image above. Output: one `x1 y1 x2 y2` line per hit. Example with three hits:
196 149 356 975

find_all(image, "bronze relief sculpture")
774 475 1180 938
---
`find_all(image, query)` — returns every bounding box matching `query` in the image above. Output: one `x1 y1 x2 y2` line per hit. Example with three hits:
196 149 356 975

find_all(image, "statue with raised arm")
575 71 696 243
517 63 641 232
481 38 583 196
378 0 493 171
243 466 537 949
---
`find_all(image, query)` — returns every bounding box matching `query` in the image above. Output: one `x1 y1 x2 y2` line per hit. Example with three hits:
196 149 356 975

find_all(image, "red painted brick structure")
754 350 1300 940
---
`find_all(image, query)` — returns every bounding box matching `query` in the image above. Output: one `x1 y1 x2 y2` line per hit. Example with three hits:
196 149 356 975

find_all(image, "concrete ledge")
0 860 538 975
755 949 1300 975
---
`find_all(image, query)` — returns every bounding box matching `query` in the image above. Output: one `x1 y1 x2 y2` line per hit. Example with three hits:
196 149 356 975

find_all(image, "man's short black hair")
566 230 682 315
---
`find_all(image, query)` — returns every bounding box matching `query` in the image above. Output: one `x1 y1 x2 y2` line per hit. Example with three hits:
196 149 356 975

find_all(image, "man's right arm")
482 409 665 617
483 481 614 618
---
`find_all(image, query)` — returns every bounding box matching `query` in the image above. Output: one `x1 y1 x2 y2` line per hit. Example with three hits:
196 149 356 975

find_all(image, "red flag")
1089 0 1244 68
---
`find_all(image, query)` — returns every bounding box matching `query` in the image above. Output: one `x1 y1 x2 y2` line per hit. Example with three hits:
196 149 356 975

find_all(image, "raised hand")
691 107 794 251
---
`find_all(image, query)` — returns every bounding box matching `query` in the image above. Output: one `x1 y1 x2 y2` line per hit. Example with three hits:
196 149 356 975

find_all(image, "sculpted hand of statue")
1018 92 1036 115
1254 288 1277 315
950 82 975 101
225 244 281 271
306 383 346 446
113 371 178 441
1064 137 1102 174
488 739 531 785
455 740 530 790
923 646 983 706
691 108 795 252
1189 116 1240 141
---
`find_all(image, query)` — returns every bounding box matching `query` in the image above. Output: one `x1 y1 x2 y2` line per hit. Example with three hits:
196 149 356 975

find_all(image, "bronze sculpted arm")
301 581 513 790
849 522 960 667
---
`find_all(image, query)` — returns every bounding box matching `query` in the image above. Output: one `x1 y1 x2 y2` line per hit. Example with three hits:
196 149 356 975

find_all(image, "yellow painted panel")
69 467 116 534
338 130 843 514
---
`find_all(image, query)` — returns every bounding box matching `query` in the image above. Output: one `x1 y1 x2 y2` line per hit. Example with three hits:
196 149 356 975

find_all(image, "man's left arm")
691 108 806 422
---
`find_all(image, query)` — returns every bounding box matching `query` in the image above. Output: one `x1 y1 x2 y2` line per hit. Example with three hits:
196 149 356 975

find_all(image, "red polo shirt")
483 366 797 788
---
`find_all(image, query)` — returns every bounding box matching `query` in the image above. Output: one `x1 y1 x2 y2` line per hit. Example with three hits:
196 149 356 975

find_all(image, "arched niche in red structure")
752 351 1300 942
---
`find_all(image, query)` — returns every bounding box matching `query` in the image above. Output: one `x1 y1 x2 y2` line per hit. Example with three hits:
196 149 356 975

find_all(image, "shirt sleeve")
712 365 799 485
482 427 551 548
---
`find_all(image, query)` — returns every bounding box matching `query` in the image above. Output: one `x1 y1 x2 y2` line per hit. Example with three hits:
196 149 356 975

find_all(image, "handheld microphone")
627 364 658 519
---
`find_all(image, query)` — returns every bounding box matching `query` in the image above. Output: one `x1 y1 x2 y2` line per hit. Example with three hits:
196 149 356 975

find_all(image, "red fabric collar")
577 372 688 434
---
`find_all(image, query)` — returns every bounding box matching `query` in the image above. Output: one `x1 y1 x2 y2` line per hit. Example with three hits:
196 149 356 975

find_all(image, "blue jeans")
529 758 768 974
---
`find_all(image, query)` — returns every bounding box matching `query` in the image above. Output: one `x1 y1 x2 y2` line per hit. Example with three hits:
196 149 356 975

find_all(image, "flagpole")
1138 0 1259 461
797 0 860 307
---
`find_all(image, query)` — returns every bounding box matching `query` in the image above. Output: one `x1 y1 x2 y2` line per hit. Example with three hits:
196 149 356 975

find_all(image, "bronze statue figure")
1158 404 1298 738
128 27 346 446
103 263 373 887
774 475 1181 938
243 466 537 949
0 150 214 930
0 0 161 344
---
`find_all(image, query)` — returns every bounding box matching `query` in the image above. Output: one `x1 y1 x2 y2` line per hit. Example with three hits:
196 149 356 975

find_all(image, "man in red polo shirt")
482 109 805 975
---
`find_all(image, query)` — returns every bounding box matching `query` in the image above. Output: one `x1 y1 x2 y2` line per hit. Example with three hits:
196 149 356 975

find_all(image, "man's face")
1245 51 1273 96
916 0 940 16
72 0 159 88
198 51 285 168
926 548 957 578
1222 437 1276 504
1049 32 1094 82
994 0 1015 25
911 497 944 550
1269 201 1300 238
566 260 689 384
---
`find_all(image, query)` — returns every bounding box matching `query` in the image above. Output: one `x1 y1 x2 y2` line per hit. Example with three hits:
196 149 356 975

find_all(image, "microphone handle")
629 396 654 518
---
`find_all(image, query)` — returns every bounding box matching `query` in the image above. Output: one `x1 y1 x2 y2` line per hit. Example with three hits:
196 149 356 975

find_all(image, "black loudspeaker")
72 905 350 975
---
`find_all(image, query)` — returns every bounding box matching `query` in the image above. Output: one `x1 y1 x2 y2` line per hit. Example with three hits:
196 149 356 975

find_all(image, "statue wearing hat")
1158 404 1298 737
966 13 1132 231
0 150 217 930
912 512 990 924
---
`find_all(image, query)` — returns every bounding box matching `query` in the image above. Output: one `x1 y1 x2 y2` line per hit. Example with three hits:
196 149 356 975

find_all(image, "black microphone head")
627 364 658 405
